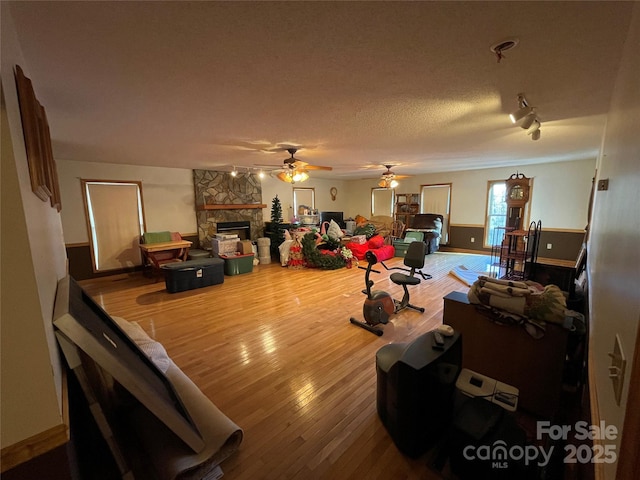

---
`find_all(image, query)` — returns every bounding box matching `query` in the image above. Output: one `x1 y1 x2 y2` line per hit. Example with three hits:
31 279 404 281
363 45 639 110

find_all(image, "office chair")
382 241 430 313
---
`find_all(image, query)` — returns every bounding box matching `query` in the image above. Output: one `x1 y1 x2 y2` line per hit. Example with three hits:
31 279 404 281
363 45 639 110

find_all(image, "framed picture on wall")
14 64 61 210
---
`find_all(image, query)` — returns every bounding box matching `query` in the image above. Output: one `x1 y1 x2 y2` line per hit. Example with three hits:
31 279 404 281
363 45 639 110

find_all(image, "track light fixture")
510 93 542 141
510 106 534 124
526 119 541 135
230 166 238 177
520 112 537 129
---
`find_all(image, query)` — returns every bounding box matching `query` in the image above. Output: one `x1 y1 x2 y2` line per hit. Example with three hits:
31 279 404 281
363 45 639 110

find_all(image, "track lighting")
526 119 541 135
520 112 537 129
510 93 542 141
510 106 534 124
230 166 238 177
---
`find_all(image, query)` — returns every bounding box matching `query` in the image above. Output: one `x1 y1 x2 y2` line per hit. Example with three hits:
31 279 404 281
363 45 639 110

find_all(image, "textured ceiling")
7 1 634 180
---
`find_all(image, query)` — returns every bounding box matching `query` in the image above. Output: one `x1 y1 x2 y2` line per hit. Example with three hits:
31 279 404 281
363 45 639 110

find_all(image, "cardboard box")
237 240 253 255
212 238 238 255
214 233 239 240
219 253 254 275
352 235 367 245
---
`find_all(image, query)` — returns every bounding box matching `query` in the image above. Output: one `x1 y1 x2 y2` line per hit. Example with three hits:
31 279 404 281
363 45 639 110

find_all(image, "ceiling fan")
378 165 406 188
256 147 332 184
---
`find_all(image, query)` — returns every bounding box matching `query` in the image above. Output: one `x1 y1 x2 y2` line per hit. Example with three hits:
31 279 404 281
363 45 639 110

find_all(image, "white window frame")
371 188 394 216
293 187 315 215
82 180 146 272
484 180 507 247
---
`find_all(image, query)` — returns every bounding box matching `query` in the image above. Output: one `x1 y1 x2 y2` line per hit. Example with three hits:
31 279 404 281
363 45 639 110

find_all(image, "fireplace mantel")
198 204 266 210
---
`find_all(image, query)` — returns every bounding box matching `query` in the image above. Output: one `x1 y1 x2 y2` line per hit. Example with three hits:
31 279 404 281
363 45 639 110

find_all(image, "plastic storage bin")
162 258 224 293
219 253 254 275
393 240 410 257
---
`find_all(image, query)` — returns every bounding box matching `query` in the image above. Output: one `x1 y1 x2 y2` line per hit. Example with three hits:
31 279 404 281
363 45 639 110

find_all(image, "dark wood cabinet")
443 291 568 419
394 193 419 227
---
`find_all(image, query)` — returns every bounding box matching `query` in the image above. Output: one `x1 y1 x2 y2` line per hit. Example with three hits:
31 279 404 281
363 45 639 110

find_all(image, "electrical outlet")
470 237 475 243
598 178 609 191
546 243 552 249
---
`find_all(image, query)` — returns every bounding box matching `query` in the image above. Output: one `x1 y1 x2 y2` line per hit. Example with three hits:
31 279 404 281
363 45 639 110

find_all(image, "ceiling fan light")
378 177 399 189
276 171 293 183
292 170 309 183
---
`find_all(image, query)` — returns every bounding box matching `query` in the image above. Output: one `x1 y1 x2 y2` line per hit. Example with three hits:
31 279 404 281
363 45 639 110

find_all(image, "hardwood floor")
79 252 493 479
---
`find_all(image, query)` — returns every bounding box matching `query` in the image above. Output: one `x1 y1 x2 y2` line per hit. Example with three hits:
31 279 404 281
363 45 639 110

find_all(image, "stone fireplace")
193 170 266 250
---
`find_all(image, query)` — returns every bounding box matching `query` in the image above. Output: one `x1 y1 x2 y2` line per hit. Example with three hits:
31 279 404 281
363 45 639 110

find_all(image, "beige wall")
344 158 595 230
57 161 353 245
260 175 351 224
1 4 68 449
58 159 197 244
588 3 640 478
58 156 594 246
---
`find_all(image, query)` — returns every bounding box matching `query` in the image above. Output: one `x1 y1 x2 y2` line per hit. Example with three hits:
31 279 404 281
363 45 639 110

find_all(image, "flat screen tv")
53 276 204 452
320 211 345 229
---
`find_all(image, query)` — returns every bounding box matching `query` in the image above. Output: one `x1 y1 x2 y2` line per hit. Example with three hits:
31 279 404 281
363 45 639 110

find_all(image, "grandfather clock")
505 173 530 230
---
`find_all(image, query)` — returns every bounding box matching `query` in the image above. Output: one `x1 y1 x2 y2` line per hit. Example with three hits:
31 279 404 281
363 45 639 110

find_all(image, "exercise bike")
349 241 428 336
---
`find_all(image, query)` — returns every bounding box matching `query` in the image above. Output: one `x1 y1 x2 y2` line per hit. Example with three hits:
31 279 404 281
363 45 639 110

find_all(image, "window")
485 181 507 247
371 188 394 216
420 183 451 244
293 187 315 215
82 180 146 272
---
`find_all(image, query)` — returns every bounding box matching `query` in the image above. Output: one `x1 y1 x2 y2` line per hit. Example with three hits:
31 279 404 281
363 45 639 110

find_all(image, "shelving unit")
394 193 420 228
491 221 541 280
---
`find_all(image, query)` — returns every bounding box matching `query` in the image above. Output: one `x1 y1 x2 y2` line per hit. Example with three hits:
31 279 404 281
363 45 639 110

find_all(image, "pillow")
354 223 376 239
112 316 171 373
368 235 385 249
142 231 172 244
327 219 344 239
355 214 368 226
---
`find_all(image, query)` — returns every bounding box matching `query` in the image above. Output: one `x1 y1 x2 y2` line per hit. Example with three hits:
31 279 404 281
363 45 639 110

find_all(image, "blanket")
468 276 567 337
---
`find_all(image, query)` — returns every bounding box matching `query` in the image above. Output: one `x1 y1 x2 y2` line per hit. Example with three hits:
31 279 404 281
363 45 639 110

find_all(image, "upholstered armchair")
406 214 443 254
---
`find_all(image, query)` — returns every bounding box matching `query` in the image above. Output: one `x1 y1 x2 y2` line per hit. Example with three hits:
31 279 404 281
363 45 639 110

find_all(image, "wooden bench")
140 231 192 280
